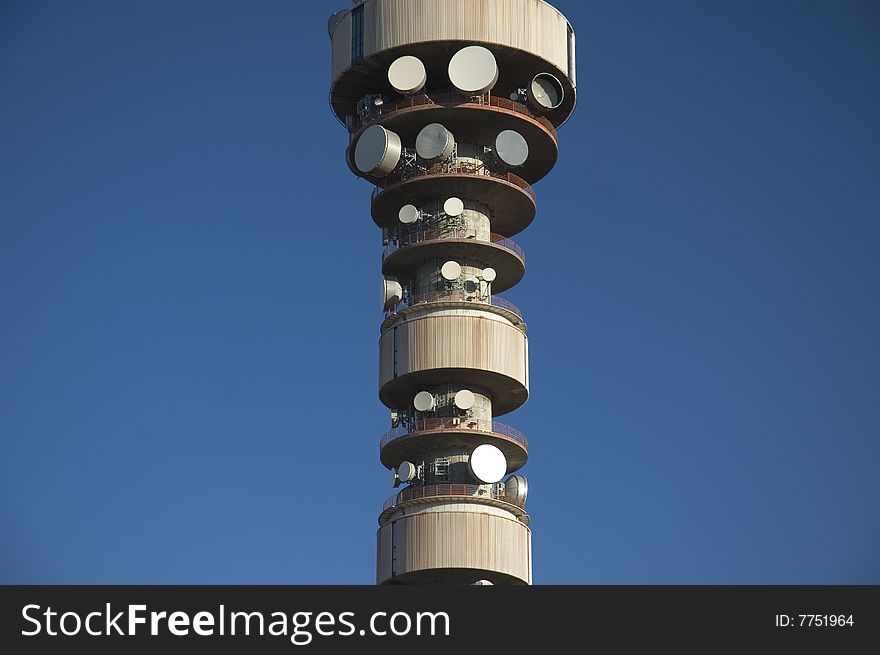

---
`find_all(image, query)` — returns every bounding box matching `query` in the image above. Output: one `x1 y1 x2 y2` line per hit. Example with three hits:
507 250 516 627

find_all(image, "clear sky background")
1 0 878 584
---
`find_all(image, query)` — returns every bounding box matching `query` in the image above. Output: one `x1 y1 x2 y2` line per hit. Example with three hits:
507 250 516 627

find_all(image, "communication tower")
328 0 576 584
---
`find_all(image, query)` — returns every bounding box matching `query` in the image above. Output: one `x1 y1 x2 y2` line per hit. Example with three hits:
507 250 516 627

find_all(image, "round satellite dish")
481 267 497 283
472 579 494 586
528 72 565 111
398 204 420 224
440 260 462 281
413 391 435 412
448 45 498 95
354 125 402 176
382 277 402 309
454 389 476 411
495 130 529 167
415 123 455 162
504 474 529 505
398 461 416 482
443 197 464 217
463 279 479 294
388 55 427 95
469 444 507 484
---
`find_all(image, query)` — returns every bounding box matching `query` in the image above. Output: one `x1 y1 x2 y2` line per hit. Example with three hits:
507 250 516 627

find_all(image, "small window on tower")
351 5 364 63
434 457 450 482
390 520 397 576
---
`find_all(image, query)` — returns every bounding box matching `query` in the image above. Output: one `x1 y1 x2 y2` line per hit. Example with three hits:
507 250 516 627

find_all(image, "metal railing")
383 483 524 512
380 417 528 451
386 289 523 320
349 88 557 141
371 160 536 203
489 295 522 316
489 235 525 260
382 228 525 263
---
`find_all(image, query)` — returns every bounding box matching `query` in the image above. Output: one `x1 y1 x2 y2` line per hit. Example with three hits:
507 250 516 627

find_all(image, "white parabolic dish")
399 204 420 224
440 260 462 280
354 125 401 175
470 444 507 484
388 55 427 95
398 461 416 482
413 391 435 412
481 267 497 282
529 72 564 110
443 197 464 217
495 130 529 167
448 45 499 95
415 123 455 162
504 474 528 505
454 389 476 410
383 277 402 306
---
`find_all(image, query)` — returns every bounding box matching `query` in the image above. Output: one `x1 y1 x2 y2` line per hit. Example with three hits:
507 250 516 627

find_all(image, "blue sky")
1 0 878 583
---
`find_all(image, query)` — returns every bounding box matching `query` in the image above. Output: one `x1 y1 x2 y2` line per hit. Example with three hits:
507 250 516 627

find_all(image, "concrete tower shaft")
328 0 576 585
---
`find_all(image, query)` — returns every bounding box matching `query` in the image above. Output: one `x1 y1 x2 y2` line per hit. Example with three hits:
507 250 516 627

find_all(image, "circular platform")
348 100 558 184
380 420 528 473
331 37 576 129
372 170 536 237
382 237 524 293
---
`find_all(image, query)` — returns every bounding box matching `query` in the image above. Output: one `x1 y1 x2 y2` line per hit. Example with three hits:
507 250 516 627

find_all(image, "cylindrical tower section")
329 0 576 585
